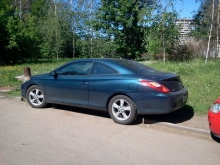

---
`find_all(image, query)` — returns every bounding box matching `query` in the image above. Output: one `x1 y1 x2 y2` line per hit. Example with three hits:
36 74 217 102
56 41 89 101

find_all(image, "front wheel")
108 95 137 125
26 85 47 108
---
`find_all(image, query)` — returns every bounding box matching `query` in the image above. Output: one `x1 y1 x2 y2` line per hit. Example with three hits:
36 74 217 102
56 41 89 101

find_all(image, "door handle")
81 82 88 85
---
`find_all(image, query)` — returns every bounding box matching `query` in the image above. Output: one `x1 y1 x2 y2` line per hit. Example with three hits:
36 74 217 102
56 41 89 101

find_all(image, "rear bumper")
133 87 188 114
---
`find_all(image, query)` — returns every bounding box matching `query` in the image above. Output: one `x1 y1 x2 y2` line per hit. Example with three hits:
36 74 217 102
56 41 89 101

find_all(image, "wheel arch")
106 92 135 112
25 84 39 95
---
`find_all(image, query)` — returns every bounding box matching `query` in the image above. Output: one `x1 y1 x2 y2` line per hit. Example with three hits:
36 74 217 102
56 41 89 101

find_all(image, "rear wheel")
26 85 47 108
108 95 137 125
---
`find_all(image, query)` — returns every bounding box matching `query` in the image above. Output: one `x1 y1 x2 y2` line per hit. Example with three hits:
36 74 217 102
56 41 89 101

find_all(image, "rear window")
116 60 156 73
90 62 117 75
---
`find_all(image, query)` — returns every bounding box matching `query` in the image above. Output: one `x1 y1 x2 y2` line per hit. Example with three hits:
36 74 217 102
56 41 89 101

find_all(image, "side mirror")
50 71 57 77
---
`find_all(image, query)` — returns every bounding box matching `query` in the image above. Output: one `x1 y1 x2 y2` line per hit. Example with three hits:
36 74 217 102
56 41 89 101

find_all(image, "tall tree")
94 0 157 59
68 0 100 58
0 0 41 64
216 0 220 58
205 0 215 63
191 0 220 60
39 0 74 60
147 0 179 61
0 0 12 64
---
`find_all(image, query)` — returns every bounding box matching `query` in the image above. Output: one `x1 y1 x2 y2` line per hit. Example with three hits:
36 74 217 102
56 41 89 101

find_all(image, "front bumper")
208 111 220 137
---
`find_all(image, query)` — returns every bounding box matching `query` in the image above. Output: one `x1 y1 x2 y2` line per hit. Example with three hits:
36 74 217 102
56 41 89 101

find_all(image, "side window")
90 62 117 75
57 61 93 75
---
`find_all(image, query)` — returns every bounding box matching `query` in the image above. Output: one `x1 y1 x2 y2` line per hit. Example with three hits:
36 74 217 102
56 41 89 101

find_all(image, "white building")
175 19 192 42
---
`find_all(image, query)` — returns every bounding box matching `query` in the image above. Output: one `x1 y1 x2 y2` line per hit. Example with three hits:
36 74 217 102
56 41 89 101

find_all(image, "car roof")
72 58 156 73
76 58 127 62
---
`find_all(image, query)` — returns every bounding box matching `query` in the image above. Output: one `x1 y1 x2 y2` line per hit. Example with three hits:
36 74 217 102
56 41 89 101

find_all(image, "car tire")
108 95 137 125
210 131 220 142
26 85 47 108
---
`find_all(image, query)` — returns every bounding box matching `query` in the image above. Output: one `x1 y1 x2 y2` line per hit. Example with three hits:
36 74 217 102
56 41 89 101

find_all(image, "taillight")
140 80 170 93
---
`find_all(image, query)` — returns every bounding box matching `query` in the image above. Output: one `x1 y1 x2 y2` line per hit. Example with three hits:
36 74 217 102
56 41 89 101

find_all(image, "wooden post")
24 67 31 77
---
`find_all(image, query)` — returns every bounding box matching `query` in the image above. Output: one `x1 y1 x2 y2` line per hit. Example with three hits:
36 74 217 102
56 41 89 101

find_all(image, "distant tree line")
0 0 218 65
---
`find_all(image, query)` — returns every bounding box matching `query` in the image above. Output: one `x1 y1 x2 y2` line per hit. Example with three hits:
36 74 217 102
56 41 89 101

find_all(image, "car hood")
214 98 220 104
30 73 49 80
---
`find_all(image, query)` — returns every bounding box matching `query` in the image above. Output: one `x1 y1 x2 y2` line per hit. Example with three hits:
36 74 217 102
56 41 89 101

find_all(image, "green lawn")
144 59 220 115
0 58 219 115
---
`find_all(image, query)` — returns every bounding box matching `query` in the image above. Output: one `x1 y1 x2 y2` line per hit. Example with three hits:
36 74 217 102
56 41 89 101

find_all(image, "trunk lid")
140 71 184 92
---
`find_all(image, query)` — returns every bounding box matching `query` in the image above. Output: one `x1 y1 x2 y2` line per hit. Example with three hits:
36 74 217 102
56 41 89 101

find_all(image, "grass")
0 58 219 115
143 59 220 115
0 59 70 97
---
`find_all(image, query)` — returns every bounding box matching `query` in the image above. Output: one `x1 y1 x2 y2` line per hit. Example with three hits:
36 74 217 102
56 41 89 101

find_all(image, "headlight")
210 103 220 113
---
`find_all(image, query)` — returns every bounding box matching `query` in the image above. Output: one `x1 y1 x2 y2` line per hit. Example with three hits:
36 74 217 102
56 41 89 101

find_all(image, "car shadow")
50 104 144 125
51 104 111 119
50 104 194 126
141 105 194 125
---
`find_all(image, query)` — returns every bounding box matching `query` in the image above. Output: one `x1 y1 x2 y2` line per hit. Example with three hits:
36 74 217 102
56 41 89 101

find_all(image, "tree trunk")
54 0 59 61
162 28 166 63
89 0 93 58
205 0 215 63
217 1 220 58
72 35 75 59
19 0 22 19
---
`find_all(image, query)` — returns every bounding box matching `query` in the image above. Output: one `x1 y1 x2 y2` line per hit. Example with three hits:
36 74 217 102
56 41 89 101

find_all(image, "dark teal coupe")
21 58 188 124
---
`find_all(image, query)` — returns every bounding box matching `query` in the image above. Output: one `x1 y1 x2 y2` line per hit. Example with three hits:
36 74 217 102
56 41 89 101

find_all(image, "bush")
168 44 194 61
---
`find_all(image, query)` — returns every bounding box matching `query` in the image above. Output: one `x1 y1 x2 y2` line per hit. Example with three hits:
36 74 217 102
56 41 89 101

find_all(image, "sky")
173 0 201 19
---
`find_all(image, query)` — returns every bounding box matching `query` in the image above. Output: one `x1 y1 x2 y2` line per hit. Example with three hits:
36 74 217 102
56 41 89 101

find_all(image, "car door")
88 62 119 110
44 61 93 106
